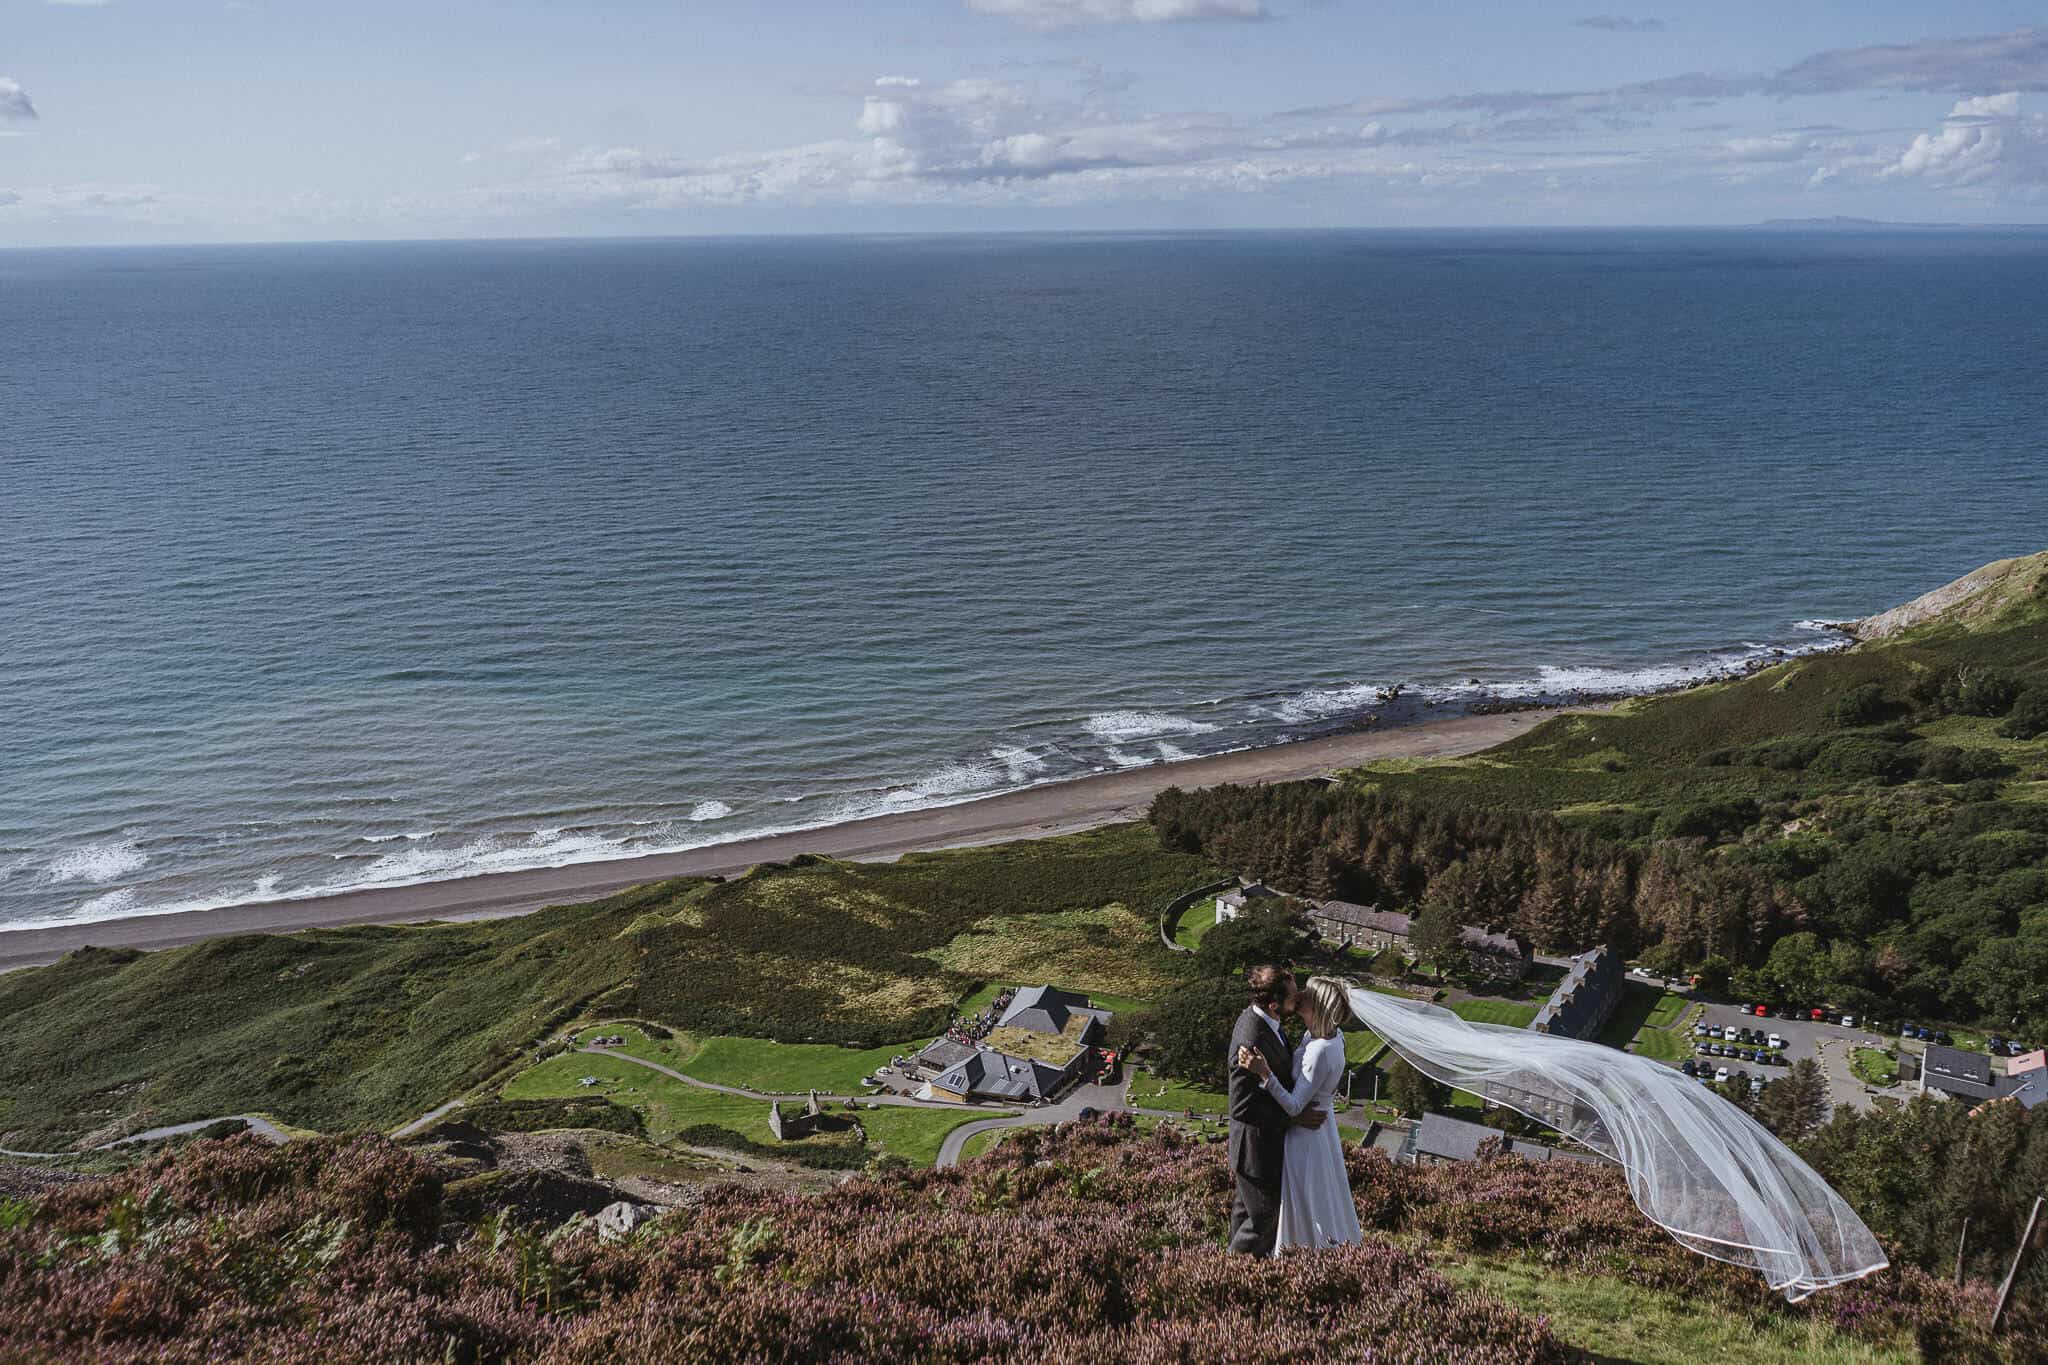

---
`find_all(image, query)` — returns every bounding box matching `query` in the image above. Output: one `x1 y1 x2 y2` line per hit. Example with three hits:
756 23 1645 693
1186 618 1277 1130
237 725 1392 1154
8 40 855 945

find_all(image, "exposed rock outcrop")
1848 550 2048 639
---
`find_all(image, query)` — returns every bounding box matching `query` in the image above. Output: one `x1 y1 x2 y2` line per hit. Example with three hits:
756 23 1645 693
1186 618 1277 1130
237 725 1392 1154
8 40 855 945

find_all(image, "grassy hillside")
0 824 1212 1149
8 1120 2029 1362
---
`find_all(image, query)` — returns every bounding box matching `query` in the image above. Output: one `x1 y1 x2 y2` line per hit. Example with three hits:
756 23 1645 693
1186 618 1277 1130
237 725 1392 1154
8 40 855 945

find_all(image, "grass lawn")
1344 1030 1385 1065
1438 1257 1916 1365
505 1052 995 1166
859 1106 1005 1166
1172 897 1220 951
1127 1073 1229 1116
954 1127 1020 1163
1595 981 1690 1059
505 1053 783 1148
679 1035 911 1094
571 1023 701 1073
1850 1047 1900 1088
1448 999 1540 1028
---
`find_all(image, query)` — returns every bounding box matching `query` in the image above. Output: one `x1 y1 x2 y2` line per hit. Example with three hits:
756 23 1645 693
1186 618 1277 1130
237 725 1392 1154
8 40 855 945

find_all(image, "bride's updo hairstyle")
1301 976 1354 1039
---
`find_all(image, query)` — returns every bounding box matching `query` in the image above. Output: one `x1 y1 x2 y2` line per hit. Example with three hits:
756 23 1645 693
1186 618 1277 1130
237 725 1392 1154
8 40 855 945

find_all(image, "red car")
1810 1007 1826 1020
1753 1005 1769 1017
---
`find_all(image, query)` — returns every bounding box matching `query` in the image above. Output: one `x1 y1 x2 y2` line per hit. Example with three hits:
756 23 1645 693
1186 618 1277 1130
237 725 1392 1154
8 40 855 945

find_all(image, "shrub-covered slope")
5 1121 2029 1363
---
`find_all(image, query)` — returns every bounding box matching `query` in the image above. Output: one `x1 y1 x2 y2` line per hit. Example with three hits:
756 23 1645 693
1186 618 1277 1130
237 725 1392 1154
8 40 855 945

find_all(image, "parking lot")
1692 1002 1900 1111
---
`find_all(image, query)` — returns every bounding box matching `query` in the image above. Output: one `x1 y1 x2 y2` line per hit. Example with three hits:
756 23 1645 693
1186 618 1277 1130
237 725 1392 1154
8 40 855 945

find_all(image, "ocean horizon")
5 227 2046 932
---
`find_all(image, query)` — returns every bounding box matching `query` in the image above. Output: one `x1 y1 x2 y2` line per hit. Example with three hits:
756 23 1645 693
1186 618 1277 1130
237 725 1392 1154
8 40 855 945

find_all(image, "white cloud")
966 0 1268 29
1882 91 2047 189
1714 133 1812 163
0 78 37 122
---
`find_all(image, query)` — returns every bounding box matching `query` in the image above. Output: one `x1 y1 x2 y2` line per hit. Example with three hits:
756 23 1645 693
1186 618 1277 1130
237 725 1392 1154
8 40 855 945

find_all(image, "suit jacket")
1226 1005 1295 1184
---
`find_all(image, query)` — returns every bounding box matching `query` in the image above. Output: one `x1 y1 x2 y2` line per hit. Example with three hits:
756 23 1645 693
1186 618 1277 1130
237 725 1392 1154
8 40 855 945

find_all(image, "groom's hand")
1296 1106 1328 1130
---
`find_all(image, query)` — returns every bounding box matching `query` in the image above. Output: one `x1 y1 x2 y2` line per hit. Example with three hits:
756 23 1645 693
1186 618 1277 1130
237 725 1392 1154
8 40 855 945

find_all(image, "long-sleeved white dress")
1262 1031 1364 1253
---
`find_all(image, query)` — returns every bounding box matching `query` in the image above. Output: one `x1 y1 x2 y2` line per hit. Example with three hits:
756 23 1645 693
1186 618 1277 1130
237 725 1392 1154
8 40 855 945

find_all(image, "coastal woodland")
1155 559 2048 1039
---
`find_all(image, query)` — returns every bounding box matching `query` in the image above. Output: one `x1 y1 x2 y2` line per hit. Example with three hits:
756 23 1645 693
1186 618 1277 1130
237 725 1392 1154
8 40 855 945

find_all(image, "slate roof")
928 1046 1068 1102
997 985 1112 1039
1529 945 1621 1038
1459 924 1530 959
1409 1112 1589 1164
1923 1045 1993 1088
914 1038 977 1073
1314 900 1411 936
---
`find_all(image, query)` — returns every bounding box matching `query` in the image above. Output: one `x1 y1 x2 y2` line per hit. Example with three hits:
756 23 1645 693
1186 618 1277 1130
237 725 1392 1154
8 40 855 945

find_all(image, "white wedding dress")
1262 1031 1364 1253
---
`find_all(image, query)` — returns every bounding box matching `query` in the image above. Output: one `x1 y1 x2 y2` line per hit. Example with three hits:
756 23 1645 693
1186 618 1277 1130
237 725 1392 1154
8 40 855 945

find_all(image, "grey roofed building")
1215 880 1282 923
1921 1044 1992 1090
997 985 1112 1040
1529 944 1622 1039
1405 1111 1593 1165
913 1037 977 1074
1314 900 1413 937
928 1046 1067 1103
1923 1043 2041 1105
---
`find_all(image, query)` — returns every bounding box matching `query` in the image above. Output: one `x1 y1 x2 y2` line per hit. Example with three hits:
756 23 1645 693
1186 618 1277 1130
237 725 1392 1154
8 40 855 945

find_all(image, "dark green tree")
1407 901 1464 977
1191 903 1313 978
1384 1057 1449 1118
1137 976 1246 1089
1754 1058 1829 1141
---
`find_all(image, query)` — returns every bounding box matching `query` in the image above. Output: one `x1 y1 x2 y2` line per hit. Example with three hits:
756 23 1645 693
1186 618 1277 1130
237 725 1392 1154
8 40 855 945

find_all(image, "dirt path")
0 1114 288 1160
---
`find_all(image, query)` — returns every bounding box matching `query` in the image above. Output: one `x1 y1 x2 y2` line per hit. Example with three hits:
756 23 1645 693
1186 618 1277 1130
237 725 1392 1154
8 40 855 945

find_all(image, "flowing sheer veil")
1343 985 1887 1301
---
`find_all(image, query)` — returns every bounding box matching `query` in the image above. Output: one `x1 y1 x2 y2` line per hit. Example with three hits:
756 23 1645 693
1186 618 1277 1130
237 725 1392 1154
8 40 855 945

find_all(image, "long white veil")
1343 986 1888 1301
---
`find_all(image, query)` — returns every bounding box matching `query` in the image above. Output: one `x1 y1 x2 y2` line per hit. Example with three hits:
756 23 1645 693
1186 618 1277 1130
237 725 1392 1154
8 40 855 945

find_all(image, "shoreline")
0 705 1582 972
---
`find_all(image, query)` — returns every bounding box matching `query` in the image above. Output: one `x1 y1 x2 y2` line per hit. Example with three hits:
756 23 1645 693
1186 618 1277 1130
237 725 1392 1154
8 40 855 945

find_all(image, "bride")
1237 974 1363 1252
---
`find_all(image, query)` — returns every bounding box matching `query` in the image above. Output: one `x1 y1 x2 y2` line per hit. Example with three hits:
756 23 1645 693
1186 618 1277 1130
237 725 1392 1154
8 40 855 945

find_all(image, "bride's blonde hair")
1300 976 1354 1040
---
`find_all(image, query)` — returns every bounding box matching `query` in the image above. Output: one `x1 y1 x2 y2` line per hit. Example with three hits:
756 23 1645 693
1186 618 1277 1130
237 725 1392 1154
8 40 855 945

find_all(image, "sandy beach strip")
0 705 1576 973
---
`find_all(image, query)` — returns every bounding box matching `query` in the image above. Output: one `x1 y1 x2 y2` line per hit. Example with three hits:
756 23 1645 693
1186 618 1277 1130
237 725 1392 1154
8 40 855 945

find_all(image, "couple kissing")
1226 964 1365 1256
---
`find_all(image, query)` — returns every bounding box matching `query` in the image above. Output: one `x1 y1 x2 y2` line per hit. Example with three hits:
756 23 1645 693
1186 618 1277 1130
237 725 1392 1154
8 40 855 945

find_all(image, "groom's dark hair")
1247 964 1293 1009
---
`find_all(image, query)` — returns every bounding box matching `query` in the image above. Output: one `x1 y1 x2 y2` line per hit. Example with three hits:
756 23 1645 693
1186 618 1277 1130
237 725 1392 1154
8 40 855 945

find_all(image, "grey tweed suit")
1225 1005 1295 1255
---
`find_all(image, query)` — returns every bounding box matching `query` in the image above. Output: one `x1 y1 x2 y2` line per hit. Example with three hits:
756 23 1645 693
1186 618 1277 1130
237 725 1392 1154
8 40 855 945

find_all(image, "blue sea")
4 229 2046 931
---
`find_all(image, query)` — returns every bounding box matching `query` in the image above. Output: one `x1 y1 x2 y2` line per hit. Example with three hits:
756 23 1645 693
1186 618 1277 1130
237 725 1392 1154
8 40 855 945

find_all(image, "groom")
1225 963 1326 1255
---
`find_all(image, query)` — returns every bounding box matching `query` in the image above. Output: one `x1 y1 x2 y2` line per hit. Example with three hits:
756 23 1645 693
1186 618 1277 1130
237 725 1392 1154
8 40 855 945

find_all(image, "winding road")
0 1114 289 1161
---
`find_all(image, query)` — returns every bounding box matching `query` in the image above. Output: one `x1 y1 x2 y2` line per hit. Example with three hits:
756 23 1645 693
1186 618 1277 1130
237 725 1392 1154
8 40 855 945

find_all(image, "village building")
1307 898 1533 982
1528 945 1622 1039
1214 880 1281 926
1922 1044 2044 1111
768 1091 827 1140
1402 1111 1595 1166
919 985 1114 1105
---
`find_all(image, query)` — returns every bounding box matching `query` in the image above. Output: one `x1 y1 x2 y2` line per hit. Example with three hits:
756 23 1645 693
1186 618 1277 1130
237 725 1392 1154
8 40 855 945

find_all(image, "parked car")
1737 1004 1751 1015
1694 1022 1710 1037
1768 1033 1786 1050
1826 1011 1843 1025
1681 1060 1699 1076
1935 1031 1953 1046
1750 1075 1765 1095
1841 1015 1856 1029
1753 1004 1769 1017
1715 1067 1731 1084
1902 1021 1918 1037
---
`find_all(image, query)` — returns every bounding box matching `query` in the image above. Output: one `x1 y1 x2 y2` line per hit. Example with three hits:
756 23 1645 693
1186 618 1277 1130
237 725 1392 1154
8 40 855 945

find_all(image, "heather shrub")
4 1125 2038 1363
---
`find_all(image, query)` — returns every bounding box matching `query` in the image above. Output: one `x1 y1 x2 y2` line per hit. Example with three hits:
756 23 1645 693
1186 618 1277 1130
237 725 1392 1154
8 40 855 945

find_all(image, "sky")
3 2 2047 245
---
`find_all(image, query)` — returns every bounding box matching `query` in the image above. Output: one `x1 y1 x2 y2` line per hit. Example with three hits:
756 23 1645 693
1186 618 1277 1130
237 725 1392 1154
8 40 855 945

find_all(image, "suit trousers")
1227 1168 1282 1255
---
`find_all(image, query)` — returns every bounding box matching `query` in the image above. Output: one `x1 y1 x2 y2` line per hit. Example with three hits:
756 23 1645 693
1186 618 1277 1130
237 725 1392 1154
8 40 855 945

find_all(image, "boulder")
596 1200 658 1243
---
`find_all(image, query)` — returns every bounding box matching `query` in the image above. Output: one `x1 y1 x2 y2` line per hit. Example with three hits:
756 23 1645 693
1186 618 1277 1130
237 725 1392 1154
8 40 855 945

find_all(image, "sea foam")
1082 711 1218 743
46 839 147 885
